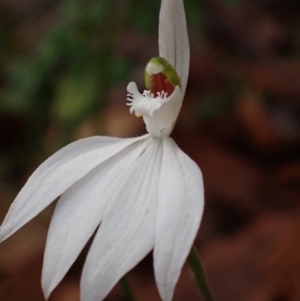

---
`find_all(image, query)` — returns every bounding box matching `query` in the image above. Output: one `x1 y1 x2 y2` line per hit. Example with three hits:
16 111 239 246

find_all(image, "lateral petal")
80 138 162 301
42 138 151 299
0 135 149 242
154 137 204 301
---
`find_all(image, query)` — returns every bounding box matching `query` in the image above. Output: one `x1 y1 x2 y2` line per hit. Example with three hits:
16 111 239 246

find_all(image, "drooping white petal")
154 137 204 301
0 135 149 242
42 138 152 299
80 138 162 301
159 0 190 95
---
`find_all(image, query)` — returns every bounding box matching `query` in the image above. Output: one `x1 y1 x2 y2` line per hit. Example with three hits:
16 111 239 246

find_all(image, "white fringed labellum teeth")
127 82 168 118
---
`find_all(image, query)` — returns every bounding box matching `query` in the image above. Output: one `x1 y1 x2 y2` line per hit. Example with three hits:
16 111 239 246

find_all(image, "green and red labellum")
144 57 181 98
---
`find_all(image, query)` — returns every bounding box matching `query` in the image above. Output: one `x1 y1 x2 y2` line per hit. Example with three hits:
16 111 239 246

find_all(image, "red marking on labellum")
150 73 174 97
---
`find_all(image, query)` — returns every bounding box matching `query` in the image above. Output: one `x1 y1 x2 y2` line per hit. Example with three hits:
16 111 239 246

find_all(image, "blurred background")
0 0 300 300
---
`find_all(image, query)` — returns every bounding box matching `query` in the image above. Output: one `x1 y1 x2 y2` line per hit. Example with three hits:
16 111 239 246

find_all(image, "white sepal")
0 135 149 242
154 137 204 301
159 0 190 96
80 138 162 301
42 138 152 299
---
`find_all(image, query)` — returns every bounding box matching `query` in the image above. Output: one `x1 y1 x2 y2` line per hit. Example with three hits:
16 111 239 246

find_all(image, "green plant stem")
119 277 136 301
187 245 215 301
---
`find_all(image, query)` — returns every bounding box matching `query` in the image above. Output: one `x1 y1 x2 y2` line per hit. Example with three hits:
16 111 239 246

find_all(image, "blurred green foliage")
0 0 135 181
1 0 132 126
0 2 204 119
0 0 204 182
0 0 204 125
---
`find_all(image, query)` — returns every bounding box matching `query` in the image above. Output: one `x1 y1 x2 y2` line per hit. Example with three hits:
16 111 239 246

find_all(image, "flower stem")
187 245 215 301
119 277 136 301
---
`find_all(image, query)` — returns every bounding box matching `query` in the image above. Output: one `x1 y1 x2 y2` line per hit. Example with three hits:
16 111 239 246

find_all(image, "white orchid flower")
0 0 204 301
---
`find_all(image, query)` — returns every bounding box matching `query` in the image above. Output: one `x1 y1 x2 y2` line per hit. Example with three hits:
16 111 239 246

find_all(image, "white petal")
42 138 152 299
0 135 149 242
80 138 162 301
154 137 204 301
159 0 190 95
